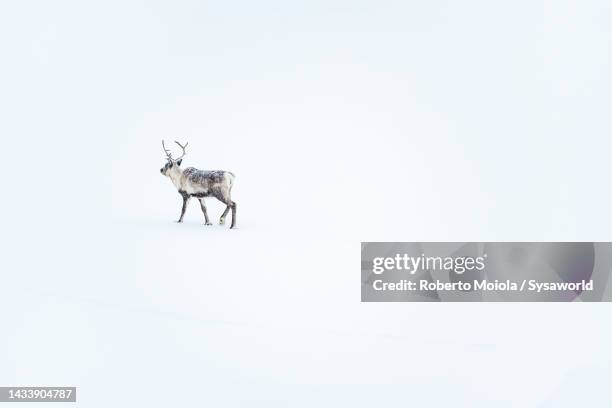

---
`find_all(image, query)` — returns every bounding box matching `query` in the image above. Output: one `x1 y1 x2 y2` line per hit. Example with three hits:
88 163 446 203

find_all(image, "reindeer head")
160 140 188 176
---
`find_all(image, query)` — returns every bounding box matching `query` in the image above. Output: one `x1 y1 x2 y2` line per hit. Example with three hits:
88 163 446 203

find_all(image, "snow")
2 0 612 406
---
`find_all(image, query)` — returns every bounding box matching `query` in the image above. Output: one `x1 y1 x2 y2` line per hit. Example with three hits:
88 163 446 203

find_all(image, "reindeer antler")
174 141 188 160
162 140 188 161
162 140 174 161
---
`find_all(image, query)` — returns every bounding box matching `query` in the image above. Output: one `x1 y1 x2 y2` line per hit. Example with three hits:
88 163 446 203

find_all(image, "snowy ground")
2 0 612 406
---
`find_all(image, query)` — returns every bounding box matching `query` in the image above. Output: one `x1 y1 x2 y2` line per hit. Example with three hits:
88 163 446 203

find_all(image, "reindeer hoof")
219 218 225 225
176 220 183 223
204 222 212 226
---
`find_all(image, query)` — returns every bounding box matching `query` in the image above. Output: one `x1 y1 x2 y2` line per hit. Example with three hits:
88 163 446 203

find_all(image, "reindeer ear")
177 159 182 166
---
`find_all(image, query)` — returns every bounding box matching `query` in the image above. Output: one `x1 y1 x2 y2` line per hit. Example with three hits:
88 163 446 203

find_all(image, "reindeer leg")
229 201 237 229
199 198 212 225
177 192 190 223
215 191 236 229
219 205 231 225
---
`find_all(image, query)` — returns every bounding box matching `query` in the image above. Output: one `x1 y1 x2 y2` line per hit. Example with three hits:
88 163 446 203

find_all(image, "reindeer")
160 140 237 228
